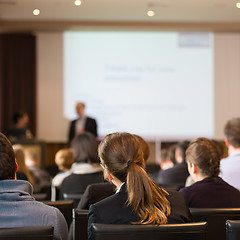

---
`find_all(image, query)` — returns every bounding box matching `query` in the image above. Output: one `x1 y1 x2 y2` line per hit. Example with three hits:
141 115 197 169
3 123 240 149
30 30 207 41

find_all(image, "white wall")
36 32 240 142
36 32 69 142
214 33 240 139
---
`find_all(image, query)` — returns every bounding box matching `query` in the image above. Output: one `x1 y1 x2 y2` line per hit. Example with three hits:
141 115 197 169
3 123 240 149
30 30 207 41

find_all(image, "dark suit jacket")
68 182 116 240
179 176 240 208
68 117 98 143
78 182 115 210
88 183 192 239
157 162 189 188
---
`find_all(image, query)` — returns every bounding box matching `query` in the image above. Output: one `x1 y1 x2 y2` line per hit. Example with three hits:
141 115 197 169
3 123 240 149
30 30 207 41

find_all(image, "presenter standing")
68 102 97 144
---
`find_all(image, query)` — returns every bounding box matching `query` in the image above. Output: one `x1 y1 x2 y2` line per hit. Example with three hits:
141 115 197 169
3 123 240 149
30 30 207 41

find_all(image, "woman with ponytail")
179 137 240 208
88 132 191 239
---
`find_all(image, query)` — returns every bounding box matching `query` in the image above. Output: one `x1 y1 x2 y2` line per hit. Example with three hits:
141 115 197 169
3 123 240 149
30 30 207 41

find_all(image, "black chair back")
63 193 83 208
190 208 240 240
91 222 207 240
43 200 74 228
226 220 240 240
73 208 89 240
0 226 53 240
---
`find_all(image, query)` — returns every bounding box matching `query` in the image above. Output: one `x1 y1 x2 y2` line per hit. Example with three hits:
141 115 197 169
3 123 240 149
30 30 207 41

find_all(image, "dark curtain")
0 33 36 136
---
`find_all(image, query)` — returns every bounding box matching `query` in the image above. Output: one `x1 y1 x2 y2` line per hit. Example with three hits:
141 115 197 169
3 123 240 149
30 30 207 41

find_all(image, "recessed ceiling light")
33 8 40 16
147 10 155 17
74 0 82 6
236 2 240 8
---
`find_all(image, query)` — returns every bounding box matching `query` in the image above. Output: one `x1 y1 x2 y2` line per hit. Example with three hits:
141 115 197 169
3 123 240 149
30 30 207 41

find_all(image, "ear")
193 164 197 174
15 159 18 172
107 173 113 182
225 138 230 147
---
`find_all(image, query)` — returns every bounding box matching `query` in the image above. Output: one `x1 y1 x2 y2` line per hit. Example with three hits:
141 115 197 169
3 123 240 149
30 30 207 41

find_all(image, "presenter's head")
76 102 85 118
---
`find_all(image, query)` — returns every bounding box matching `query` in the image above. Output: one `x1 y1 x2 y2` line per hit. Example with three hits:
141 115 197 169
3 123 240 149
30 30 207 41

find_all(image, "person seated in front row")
77 134 150 210
88 132 192 239
179 137 240 208
0 132 68 240
68 134 151 240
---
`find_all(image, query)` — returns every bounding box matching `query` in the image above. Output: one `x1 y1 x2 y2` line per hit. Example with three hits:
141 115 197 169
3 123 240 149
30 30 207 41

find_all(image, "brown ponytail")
98 132 171 225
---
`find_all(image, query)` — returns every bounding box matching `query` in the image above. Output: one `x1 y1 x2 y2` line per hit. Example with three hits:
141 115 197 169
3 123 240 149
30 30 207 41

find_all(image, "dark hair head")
71 132 98 163
98 132 144 182
98 132 170 225
0 133 16 179
186 137 220 177
176 140 190 162
167 144 177 165
12 111 27 124
224 117 240 148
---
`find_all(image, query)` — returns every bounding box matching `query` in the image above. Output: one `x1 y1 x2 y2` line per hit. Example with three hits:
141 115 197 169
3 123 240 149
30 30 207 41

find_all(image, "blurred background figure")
25 148 51 194
157 141 189 189
159 148 175 170
68 102 98 144
7 110 33 142
52 148 74 187
13 144 36 187
60 132 103 206
51 148 74 201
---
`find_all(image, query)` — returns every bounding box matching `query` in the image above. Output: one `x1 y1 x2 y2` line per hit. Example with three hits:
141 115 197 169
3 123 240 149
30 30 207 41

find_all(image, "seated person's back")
157 141 189 188
60 133 104 199
179 137 240 208
0 132 68 240
88 133 192 239
52 148 74 188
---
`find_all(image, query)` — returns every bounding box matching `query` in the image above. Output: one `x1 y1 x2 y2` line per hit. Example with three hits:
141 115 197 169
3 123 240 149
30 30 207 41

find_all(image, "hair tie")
127 160 133 167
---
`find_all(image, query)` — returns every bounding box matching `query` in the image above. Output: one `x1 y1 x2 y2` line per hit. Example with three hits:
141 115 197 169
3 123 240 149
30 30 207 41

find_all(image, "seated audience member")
219 117 240 190
7 111 33 142
159 149 175 170
88 132 192 239
185 139 224 187
0 132 68 240
60 132 103 201
179 137 240 208
25 148 51 188
151 148 174 182
13 144 36 186
157 141 189 188
52 148 74 188
78 134 150 210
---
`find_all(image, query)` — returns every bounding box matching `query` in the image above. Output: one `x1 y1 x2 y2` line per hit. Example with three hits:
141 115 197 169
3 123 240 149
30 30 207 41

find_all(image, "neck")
112 178 123 189
228 145 240 155
192 173 208 182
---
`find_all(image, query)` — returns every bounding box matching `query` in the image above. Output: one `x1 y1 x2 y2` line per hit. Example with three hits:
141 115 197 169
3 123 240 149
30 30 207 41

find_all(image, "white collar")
115 182 125 193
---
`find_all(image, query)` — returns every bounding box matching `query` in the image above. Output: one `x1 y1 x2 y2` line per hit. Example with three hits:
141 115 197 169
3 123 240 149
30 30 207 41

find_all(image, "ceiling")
0 0 240 31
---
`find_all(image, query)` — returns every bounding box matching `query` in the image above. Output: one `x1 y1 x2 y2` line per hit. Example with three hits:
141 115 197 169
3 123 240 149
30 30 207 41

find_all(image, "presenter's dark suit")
68 117 97 143
88 183 192 239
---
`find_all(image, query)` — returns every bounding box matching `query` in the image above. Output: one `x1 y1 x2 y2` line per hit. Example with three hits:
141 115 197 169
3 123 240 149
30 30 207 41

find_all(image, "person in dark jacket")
88 132 192 239
68 102 97 144
179 137 240 208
